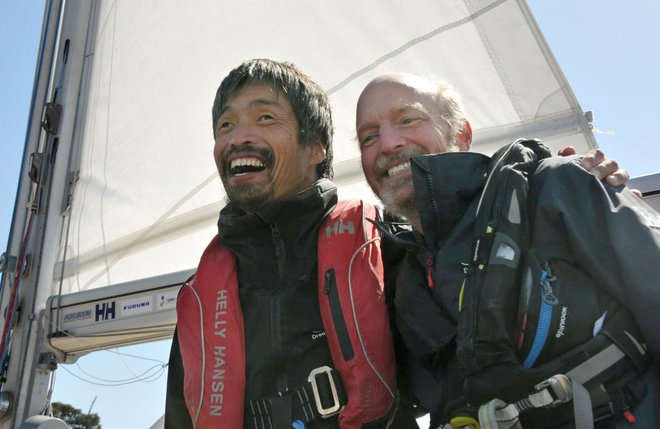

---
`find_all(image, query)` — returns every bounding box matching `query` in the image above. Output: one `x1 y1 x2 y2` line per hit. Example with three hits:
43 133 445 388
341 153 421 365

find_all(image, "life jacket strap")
244 366 347 429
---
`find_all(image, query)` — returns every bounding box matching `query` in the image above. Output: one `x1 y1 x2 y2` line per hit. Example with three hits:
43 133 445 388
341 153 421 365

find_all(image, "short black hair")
212 59 334 179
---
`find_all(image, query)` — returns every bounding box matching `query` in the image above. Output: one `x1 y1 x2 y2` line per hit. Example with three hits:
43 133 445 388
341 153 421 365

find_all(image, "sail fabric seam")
327 0 508 95
465 0 527 125
65 173 217 288
96 0 120 289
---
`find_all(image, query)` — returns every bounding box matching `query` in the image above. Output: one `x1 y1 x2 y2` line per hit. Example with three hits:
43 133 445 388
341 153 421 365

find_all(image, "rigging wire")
41 318 170 387
1 16 70 386
0 194 38 377
39 366 57 416
60 362 166 387
73 360 166 384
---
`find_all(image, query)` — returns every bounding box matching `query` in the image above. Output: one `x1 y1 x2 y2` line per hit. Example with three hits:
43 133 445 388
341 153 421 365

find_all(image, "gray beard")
379 187 422 232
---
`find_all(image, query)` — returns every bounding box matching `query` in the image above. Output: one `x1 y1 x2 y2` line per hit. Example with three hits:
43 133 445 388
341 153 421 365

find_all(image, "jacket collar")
217 178 337 240
410 151 490 249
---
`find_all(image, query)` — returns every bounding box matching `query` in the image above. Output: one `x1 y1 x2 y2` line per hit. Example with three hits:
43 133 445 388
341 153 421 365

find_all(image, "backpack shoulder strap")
457 139 551 375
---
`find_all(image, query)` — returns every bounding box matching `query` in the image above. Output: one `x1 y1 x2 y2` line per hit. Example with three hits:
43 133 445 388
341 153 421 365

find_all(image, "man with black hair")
165 59 417 429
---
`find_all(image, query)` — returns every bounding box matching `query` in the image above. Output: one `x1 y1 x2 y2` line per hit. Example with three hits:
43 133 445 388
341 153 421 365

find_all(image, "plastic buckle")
449 415 480 428
307 366 343 418
535 374 573 407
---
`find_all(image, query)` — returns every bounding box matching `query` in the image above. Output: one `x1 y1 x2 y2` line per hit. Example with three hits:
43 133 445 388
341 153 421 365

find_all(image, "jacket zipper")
270 223 286 279
423 170 442 289
459 228 488 347
523 264 558 368
270 294 288 391
426 252 435 289
425 170 442 229
323 269 354 361
269 222 287 390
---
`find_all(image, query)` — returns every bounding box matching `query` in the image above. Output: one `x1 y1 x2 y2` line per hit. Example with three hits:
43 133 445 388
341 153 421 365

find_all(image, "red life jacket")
176 200 396 428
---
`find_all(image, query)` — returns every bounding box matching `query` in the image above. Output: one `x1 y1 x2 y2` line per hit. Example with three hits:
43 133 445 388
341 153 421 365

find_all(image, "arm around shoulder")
530 156 660 362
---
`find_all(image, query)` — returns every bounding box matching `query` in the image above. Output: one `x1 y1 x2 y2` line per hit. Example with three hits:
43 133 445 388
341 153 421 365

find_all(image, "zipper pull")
271 224 281 257
323 269 334 295
426 255 435 289
540 265 558 305
623 410 636 424
619 386 636 424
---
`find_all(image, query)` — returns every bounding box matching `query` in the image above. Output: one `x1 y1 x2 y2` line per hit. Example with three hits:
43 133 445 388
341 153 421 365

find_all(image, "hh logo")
95 301 116 321
325 220 355 238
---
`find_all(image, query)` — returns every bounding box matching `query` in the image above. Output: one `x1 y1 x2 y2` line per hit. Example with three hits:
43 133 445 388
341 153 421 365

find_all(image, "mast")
0 1 96 426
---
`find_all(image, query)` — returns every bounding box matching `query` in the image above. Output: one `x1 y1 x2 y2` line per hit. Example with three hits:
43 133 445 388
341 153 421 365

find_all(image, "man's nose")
229 123 254 147
380 126 406 153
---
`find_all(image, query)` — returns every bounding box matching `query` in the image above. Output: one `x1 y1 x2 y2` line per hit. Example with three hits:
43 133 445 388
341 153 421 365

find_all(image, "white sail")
51 0 596 295
0 0 599 426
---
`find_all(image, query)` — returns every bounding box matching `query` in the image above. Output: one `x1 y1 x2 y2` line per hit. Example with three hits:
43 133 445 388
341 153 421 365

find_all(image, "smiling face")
356 75 470 221
214 84 324 212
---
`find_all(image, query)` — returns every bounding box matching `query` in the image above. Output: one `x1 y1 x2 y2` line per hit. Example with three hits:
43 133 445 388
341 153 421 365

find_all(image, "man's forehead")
229 83 280 102
365 101 431 120
220 84 287 114
370 73 437 94
357 78 438 120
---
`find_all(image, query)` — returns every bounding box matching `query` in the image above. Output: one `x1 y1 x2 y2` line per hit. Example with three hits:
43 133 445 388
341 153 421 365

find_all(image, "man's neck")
406 213 422 234
383 202 422 233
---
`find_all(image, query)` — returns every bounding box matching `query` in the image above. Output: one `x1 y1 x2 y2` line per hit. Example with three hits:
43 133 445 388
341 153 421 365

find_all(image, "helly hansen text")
325 220 355 238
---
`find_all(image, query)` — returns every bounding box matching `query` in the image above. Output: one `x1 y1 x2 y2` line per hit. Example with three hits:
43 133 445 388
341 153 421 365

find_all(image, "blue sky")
528 0 659 179
1 1 659 428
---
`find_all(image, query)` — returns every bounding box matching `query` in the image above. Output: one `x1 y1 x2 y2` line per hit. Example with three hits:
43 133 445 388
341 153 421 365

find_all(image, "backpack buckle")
307 366 343 417
534 374 573 406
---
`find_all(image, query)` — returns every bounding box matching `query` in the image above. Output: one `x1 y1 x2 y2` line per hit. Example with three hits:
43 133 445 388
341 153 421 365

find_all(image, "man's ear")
309 140 326 167
456 120 472 151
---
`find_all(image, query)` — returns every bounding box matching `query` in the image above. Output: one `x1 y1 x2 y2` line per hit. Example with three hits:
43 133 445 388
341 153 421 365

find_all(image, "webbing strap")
517 389 556 410
566 343 625 384
245 384 317 429
478 399 522 429
245 367 346 429
571 378 594 429
477 375 594 429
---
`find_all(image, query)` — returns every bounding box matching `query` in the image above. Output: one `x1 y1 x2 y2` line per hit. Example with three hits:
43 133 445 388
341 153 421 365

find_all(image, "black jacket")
165 179 420 428
166 179 339 429
380 149 660 426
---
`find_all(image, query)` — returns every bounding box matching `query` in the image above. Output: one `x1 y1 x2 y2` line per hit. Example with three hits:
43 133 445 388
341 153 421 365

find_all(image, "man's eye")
258 114 275 121
360 134 377 147
218 121 233 132
401 117 419 125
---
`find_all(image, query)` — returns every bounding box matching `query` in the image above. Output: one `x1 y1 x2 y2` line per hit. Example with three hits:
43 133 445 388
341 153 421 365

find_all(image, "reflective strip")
458 278 466 312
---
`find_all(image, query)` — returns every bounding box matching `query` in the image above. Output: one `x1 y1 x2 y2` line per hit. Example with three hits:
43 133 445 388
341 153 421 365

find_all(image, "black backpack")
453 139 650 428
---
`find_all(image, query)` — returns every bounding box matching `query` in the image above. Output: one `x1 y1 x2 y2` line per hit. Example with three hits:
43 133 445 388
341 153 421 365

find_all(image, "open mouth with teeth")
386 161 411 177
229 157 268 176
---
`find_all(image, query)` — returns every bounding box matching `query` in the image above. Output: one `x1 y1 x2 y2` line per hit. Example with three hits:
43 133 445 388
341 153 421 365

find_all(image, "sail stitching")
327 0 508 95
